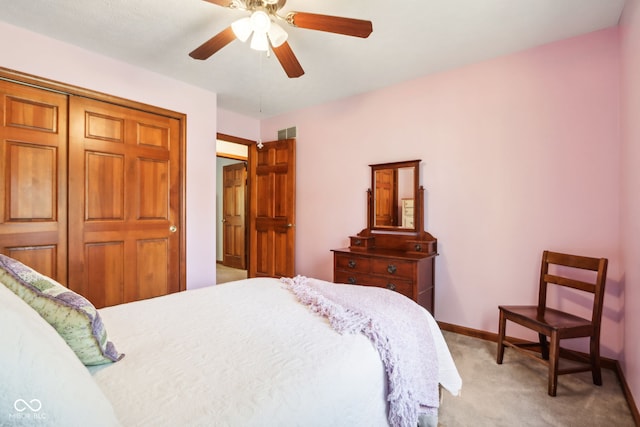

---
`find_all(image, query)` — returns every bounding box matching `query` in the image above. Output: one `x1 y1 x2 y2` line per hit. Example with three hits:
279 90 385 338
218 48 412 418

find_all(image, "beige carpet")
438 331 635 426
216 263 247 284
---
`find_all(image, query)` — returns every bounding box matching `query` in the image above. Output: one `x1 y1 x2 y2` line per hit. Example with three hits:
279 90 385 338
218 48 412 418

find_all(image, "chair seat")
499 305 593 337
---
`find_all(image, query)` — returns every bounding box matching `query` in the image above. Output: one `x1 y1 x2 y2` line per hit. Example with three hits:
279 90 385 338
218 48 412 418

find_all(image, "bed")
0 254 461 427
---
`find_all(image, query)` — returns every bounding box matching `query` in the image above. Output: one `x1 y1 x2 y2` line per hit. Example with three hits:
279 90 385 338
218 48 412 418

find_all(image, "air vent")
277 126 297 140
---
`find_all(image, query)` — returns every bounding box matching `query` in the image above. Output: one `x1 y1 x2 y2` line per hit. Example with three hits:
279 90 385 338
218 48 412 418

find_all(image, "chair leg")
548 331 559 396
539 333 549 360
590 335 603 386
497 310 506 364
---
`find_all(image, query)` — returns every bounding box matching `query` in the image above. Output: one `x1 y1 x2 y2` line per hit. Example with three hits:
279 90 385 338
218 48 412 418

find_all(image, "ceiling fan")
189 0 373 78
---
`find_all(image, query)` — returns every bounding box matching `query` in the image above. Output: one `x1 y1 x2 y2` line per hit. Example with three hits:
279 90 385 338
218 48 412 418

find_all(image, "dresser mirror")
369 159 421 232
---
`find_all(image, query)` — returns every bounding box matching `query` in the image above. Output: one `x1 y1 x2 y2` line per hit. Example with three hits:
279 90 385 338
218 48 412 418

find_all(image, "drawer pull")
386 283 397 291
348 260 356 268
414 243 422 252
387 264 397 274
348 277 356 285
354 239 362 246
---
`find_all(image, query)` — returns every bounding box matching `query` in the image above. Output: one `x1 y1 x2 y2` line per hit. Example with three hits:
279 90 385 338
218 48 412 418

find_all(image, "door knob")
169 225 177 233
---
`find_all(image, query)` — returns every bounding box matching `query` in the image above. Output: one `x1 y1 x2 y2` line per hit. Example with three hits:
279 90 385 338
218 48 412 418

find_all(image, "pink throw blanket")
282 276 439 427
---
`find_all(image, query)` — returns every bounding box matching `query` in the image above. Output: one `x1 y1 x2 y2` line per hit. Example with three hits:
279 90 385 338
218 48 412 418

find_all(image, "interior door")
248 139 295 278
68 96 182 308
0 80 68 281
222 162 246 269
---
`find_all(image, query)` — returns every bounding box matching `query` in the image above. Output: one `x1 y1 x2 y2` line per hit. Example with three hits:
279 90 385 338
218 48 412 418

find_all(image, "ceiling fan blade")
189 26 236 60
272 41 305 78
287 12 373 38
202 0 235 7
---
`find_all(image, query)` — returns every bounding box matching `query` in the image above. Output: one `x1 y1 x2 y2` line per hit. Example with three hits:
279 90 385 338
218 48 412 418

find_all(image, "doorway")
216 135 251 283
216 133 297 282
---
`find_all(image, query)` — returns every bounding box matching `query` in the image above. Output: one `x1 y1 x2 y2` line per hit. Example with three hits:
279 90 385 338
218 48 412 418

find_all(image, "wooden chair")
496 250 608 396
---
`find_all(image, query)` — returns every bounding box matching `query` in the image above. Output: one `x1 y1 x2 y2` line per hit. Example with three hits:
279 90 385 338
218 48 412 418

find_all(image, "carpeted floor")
216 263 247 284
437 331 635 426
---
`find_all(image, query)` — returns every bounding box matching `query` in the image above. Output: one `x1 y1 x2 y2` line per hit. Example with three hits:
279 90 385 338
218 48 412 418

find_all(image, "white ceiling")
0 0 626 119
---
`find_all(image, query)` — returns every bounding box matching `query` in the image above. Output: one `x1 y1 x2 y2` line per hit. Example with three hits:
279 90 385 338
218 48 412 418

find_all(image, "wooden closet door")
0 80 68 281
68 97 181 307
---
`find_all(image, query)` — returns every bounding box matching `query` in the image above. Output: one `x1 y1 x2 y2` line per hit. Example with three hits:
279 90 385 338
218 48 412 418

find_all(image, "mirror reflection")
371 160 420 231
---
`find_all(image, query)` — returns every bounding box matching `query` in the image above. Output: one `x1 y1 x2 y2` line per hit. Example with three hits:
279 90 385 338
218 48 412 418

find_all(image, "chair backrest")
537 250 608 325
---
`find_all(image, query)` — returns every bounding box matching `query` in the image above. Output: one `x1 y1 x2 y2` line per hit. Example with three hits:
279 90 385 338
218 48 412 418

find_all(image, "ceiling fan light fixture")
231 17 253 42
192 0 372 78
267 22 288 47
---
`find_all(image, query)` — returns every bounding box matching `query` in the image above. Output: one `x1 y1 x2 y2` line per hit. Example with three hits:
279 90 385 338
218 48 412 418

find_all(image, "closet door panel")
85 111 124 142
134 238 169 301
85 152 125 220
0 81 68 282
84 241 125 308
7 245 57 279
68 96 181 307
6 142 56 220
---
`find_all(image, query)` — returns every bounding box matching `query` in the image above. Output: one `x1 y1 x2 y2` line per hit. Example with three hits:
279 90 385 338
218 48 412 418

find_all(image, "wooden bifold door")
0 80 68 280
0 77 184 308
67 97 182 307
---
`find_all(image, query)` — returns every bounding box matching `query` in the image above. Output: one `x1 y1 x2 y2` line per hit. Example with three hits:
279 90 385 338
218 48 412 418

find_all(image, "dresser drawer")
370 258 414 280
334 271 368 286
334 271 413 299
335 254 371 272
365 276 413 298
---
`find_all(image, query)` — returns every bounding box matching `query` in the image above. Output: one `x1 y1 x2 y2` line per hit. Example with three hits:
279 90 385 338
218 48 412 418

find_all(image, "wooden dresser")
332 230 437 314
331 159 437 314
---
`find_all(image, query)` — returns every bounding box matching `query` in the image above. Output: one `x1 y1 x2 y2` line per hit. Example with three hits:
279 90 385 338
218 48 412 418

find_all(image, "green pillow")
0 254 123 365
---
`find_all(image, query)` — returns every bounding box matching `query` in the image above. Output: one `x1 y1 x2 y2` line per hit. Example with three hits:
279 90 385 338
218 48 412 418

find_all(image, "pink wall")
620 0 640 410
261 29 623 359
0 22 219 290
217 108 260 141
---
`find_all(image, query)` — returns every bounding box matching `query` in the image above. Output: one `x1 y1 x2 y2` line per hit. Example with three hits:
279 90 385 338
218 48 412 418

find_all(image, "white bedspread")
91 277 460 427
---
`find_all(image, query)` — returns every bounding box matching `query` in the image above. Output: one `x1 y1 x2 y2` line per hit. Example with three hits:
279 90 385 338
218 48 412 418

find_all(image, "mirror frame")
368 159 422 233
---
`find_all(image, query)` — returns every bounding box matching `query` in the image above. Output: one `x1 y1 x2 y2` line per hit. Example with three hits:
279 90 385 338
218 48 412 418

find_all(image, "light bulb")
250 11 271 33
231 17 252 42
250 31 269 51
267 22 288 47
